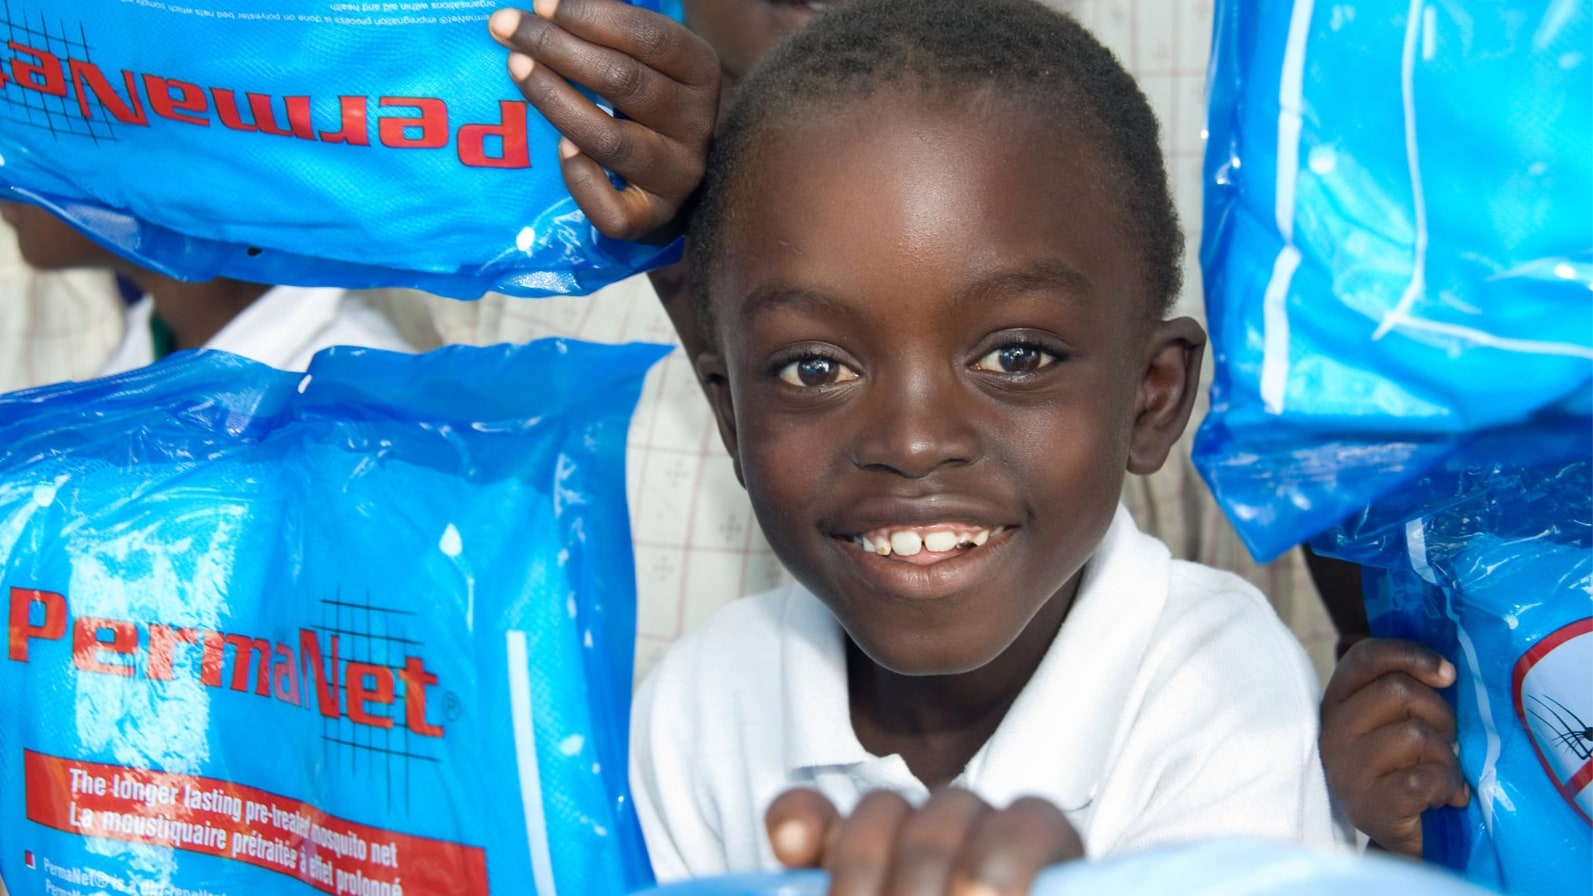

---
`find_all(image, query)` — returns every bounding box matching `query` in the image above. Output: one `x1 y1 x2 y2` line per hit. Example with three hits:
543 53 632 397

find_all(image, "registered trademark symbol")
444 691 463 722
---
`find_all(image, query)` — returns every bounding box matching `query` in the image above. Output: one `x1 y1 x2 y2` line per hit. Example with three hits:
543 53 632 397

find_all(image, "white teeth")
854 526 999 556
856 534 893 556
890 531 923 556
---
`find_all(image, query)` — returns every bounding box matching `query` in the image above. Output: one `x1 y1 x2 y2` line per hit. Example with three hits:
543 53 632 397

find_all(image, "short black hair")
687 0 1184 339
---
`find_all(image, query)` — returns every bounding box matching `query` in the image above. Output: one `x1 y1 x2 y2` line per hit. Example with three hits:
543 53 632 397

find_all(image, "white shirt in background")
98 285 415 377
0 226 121 393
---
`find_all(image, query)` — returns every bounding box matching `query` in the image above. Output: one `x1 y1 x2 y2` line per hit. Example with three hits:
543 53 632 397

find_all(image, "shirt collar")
781 583 873 773
777 505 1170 810
205 286 345 369
974 504 1169 810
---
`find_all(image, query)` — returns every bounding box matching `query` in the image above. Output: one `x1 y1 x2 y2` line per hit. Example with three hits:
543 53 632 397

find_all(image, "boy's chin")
845 627 1008 679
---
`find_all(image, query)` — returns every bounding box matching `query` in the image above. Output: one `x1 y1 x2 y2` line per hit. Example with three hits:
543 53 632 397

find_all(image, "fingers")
1320 707 1466 855
767 788 844 870
491 9 699 176
771 789 1079 896
826 791 913 896
494 8 705 137
1316 645 1477 863
882 790 991 896
1366 805 1426 858
1318 642 1469 859
1322 638 1456 709
556 141 670 239
488 2 716 240
496 0 718 91
1320 661 1457 796
950 797 1083 896
1361 758 1469 857
1345 716 1462 785
1327 670 1458 743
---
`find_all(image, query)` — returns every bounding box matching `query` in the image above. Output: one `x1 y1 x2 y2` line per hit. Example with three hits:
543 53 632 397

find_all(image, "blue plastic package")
1320 428 1592 896
1196 0 1593 561
634 837 1496 896
0 1 684 298
1197 2 1592 888
0 340 667 895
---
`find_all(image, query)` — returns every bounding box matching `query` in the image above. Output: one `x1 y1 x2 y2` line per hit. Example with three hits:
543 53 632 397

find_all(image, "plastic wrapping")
1319 423 1592 896
0 1 683 299
633 838 1496 896
1195 0 1592 561
1199 2 1591 888
0 340 667 895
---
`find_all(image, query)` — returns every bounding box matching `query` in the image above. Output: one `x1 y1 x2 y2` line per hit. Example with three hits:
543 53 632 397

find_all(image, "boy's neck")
845 578 1080 789
127 272 273 353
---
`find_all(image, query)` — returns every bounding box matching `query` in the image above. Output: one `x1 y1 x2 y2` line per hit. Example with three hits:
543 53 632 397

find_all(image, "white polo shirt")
99 285 413 376
630 506 1347 881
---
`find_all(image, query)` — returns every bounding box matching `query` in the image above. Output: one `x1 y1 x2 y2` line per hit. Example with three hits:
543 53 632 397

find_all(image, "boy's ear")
696 350 745 487
1127 316 1207 476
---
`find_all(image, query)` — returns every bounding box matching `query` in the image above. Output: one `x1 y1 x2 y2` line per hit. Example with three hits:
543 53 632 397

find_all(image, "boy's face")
1 202 119 271
700 93 1203 676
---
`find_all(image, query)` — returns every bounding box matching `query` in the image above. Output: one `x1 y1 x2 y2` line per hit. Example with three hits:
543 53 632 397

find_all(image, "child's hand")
488 0 718 243
765 787 1082 896
1319 637 1469 857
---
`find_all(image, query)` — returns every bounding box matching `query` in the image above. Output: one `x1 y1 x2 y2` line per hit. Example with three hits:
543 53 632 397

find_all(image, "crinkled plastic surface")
634 837 1496 895
1195 0 1593 560
1198 4 1593 886
1319 425 1592 896
0 1 683 298
0 340 667 895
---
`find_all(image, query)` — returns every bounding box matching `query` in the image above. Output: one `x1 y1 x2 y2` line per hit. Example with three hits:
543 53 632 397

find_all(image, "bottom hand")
765 788 1082 896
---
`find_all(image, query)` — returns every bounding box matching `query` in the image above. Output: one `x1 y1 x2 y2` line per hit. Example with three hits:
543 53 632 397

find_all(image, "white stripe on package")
509 631 558 895
1371 0 1432 341
1259 0 1314 414
1407 519 1511 829
1372 4 1593 357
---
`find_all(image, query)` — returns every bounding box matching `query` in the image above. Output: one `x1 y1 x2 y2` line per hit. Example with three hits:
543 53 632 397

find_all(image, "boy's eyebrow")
962 260 1094 304
739 260 1094 321
737 286 856 323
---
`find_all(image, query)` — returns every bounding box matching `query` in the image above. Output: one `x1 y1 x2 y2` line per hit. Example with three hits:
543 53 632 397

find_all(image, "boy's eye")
974 344 1056 374
777 357 858 388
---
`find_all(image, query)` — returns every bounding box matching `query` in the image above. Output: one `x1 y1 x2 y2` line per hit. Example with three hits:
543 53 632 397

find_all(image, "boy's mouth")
848 524 1006 566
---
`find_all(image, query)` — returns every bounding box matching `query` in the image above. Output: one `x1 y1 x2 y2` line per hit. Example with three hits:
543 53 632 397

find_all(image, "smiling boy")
629 0 1342 887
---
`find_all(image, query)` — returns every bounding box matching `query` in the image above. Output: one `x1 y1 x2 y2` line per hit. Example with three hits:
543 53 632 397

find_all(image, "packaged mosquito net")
0 0 682 298
1199 2 1591 889
1320 421 1592 896
631 837 1493 896
0 339 667 896
1196 0 1592 561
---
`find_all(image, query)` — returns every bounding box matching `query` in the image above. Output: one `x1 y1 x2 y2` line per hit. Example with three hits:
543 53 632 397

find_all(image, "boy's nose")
848 369 983 478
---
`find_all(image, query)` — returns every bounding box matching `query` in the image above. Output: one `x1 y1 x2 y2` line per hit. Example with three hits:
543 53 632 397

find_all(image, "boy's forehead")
710 92 1146 324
